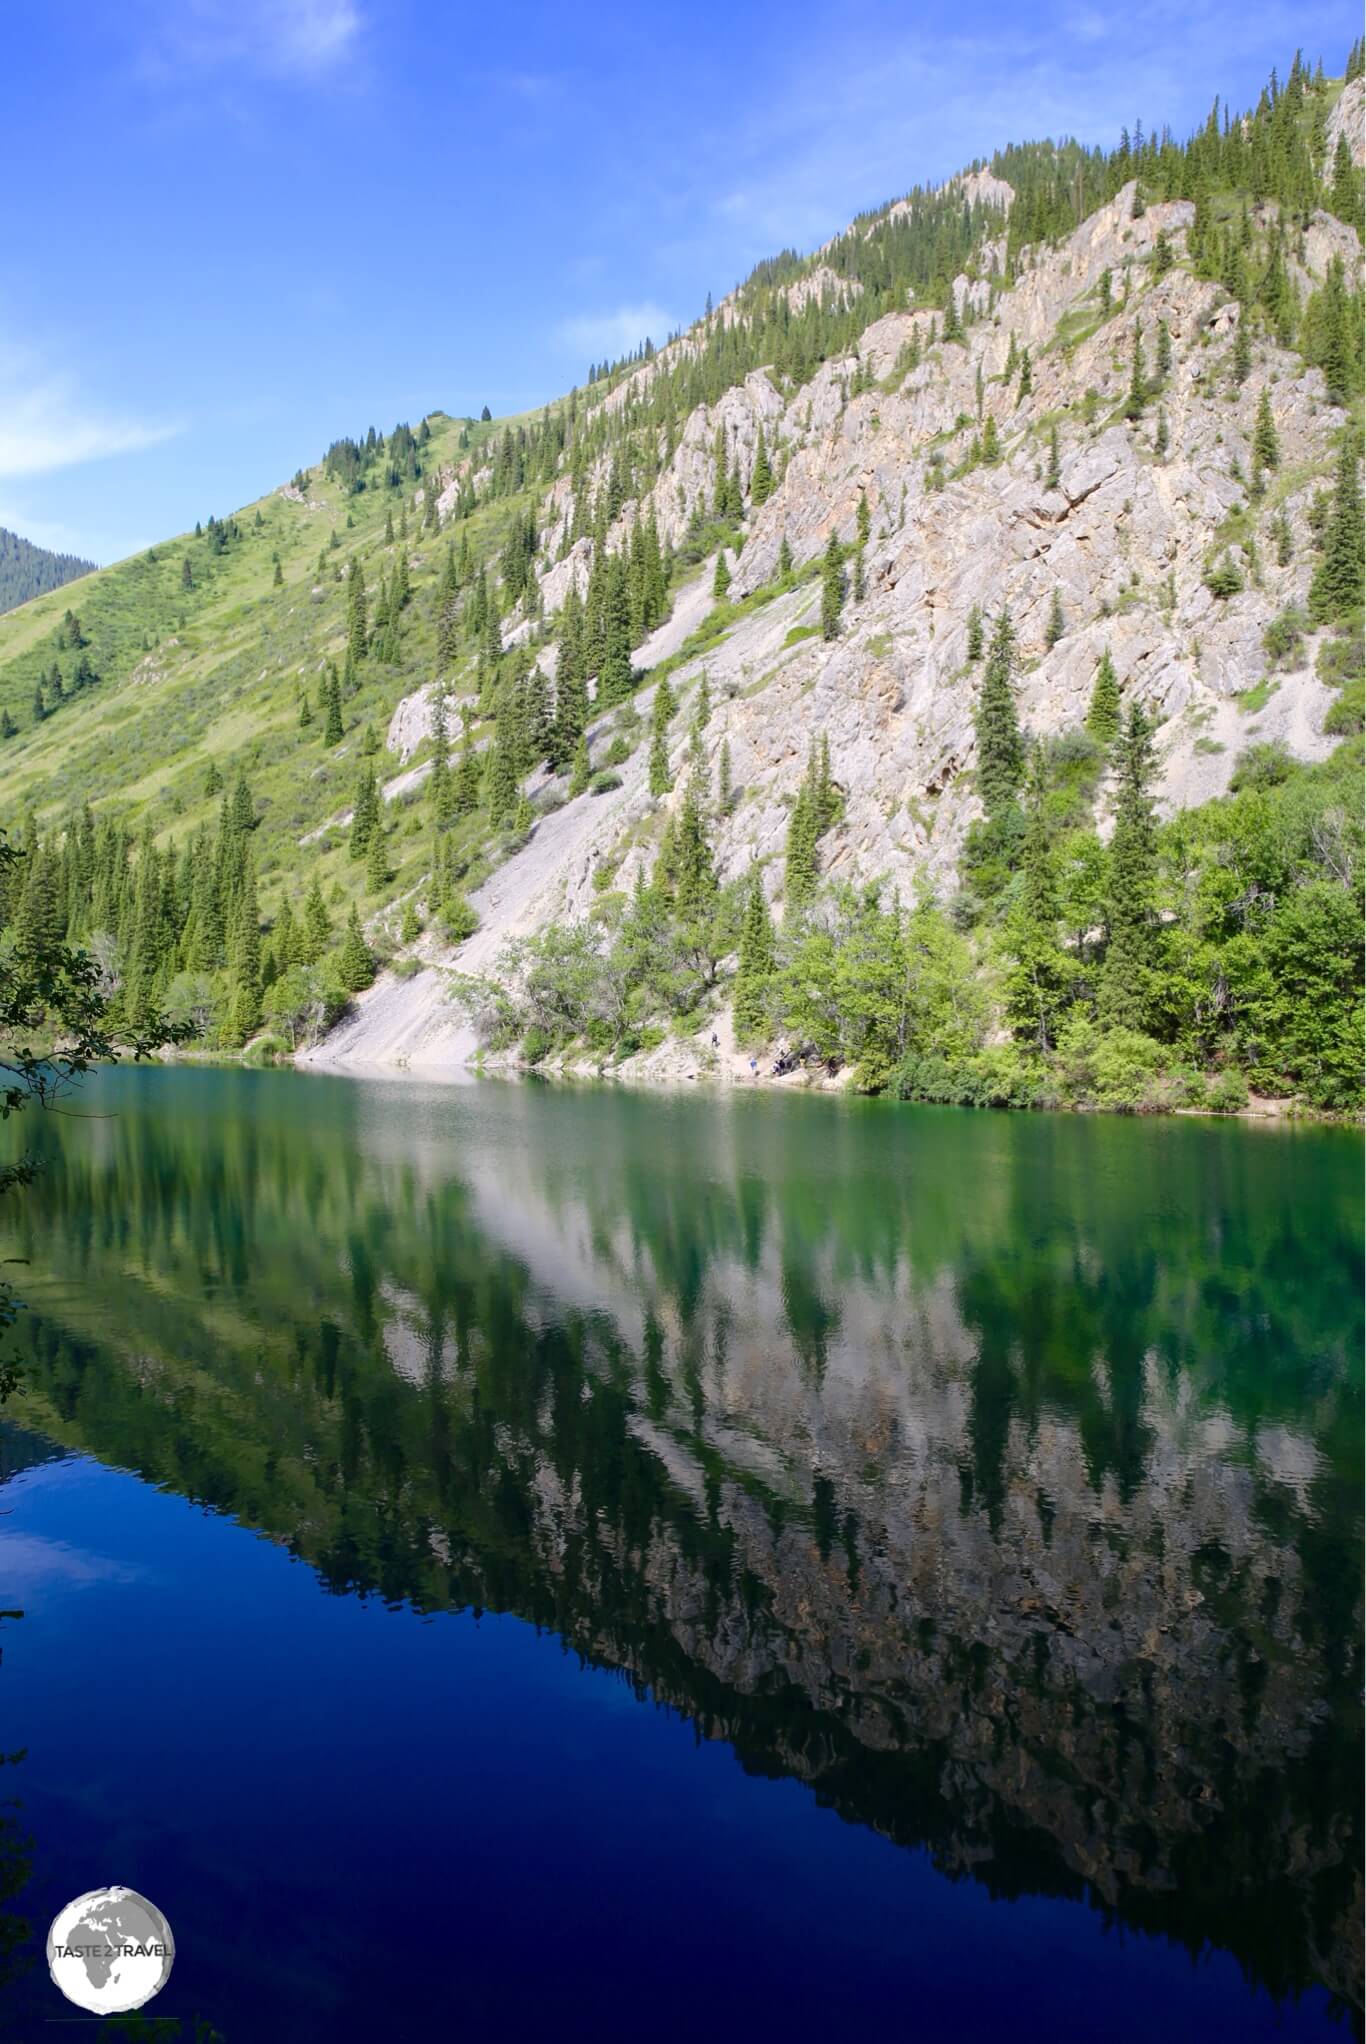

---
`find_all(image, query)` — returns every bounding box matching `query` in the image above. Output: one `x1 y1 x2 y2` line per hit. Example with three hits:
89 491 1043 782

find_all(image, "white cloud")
0 342 179 482
143 0 364 82
555 302 680 362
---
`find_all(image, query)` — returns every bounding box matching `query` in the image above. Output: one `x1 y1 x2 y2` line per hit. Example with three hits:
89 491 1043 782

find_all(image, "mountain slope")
0 526 95 615
0 55 1361 1107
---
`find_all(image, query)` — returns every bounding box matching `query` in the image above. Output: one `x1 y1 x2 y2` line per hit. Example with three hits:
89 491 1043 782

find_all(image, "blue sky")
3 0 1359 563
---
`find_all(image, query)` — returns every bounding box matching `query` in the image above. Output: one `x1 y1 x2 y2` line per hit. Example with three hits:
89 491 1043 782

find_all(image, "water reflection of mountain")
5 1072 1362 2018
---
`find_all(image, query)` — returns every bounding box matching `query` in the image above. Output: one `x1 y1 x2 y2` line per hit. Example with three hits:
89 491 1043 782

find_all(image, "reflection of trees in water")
3 1073 1362 2016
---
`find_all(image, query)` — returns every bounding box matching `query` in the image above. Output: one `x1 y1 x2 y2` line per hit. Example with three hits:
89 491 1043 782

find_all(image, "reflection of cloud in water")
0 1533 143 1593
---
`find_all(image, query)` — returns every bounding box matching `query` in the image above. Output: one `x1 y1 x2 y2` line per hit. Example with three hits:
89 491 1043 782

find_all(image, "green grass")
1235 675 1280 715
0 410 543 928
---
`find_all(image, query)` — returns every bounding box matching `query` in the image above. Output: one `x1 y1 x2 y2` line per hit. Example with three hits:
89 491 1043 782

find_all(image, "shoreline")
271 1042 1361 1125
136 1040 1362 1125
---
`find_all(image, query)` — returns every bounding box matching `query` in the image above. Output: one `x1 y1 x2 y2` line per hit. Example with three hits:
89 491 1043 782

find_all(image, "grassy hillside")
0 408 545 929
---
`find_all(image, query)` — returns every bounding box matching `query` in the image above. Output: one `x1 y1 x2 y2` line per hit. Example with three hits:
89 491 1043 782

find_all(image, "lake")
0 1068 1360 2041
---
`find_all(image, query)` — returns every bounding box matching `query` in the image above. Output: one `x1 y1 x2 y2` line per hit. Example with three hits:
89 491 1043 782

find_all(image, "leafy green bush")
1324 679 1364 735
1316 626 1364 690
1090 1027 1166 1109
1203 555 1243 599
441 894 479 943
1230 740 1294 791
521 1024 553 1065
1205 1068 1250 1112
243 1032 290 1066
1261 607 1307 669
893 1047 1046 1110
590 770 622 795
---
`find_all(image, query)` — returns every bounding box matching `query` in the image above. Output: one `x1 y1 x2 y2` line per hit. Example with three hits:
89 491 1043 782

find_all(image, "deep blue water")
0 1068 1359 2040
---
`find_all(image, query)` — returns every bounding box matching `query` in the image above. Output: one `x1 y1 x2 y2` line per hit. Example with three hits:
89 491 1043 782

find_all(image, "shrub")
605 735 633 766
1324 679 1364 735
590 770 622 795
1089 1027 1166 1109
521 1024 553 1065
442 894 480 943
1203 555 1243 599
243 1032 290 1066
892 1047 1047 1110
1316 626 1364 690
1205 1068 1250 1112
1230 740 1294 791
1261 607 1307 669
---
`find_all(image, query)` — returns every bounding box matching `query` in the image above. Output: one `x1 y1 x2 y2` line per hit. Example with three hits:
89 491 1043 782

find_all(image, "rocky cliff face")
320 169 1360 1071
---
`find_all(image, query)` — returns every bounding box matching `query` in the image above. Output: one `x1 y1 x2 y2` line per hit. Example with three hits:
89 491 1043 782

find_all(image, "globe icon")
47 1886 175 2014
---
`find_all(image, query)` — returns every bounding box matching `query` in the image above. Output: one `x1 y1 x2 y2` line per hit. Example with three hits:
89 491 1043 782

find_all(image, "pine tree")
820 533 845 640
1155 319 1172 381
484 725 519 828
347 559 368 663
966 603 984 662
350 766 379 857
181 558 194 591
1086 648 1122 743
974 609 1024 817
272 554 283 587
732 871 776 1039
1045 588 1065 650
1231 318 1252 386
1045 424 1061 491
599 555 633 703
337 904 375 992
1252 388 1280 471
1099 702 1158 1029
568 734 591 796
784 781 819 909
1007 774 1070 1053
429 688 454 827
1274 507 1293 567
366 819 390 892
1329 133 1362 227
713 550 731 601
648 676 675 797
1308 438 1364 624
1155 408 1170 460
324 665 344 745
454 708 481 815
717 739 733 815
231 772 256 834
298 692 313 729
778 535 793 579
302 876 331 960
750 427 773 505
1123 327 1147 420
273 897 299 971
672 772 716 922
